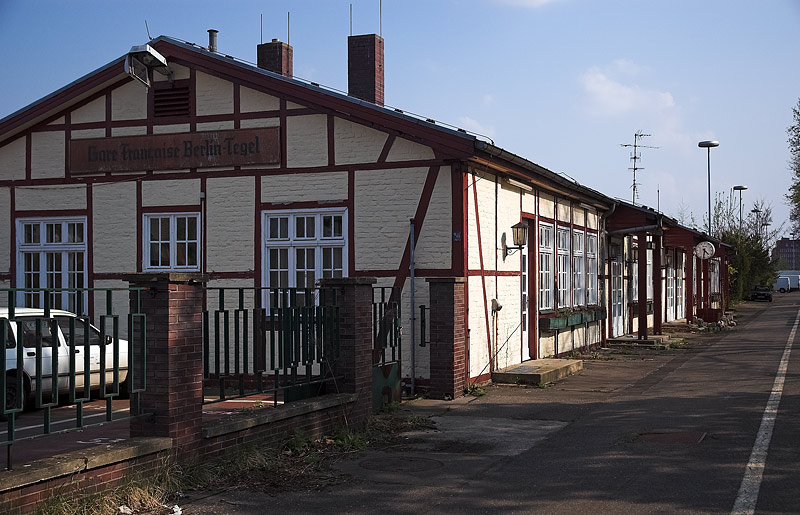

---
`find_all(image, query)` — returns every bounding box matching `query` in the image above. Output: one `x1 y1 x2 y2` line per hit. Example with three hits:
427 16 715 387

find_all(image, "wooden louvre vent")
153 86 190 118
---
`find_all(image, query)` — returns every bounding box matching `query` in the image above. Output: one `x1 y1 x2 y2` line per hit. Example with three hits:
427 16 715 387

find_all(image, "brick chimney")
348 34 384 106
257 38 293 77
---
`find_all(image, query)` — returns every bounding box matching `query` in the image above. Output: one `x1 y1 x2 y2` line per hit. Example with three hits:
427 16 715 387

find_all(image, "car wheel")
780 288 786 293
119 375 130 400
1 373 31 421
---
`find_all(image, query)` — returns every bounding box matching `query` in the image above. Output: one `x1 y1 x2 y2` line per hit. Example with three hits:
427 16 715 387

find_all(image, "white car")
2 308 129 415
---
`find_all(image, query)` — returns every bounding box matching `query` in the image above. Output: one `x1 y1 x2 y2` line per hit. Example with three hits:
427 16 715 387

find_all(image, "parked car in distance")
751 286 773 302
2 308 129 417
773 276 790 293
781 274 800 291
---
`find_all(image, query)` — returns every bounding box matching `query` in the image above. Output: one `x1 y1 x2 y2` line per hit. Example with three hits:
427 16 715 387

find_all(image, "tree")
786 98 800 234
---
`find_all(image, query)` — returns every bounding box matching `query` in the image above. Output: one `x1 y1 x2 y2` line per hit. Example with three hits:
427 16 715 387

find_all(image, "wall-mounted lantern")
502 222 528 260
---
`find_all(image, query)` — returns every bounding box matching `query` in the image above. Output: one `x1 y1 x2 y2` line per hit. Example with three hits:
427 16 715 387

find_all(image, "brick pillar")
125 273 206 461
426 278 467 400
320 277 376 427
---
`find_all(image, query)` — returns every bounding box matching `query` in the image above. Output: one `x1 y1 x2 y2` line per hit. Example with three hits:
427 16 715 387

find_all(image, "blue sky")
1 0 799 236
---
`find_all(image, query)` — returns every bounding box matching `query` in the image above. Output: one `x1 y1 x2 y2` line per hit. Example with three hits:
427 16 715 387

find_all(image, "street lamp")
733 185 748 231
699 140 720 236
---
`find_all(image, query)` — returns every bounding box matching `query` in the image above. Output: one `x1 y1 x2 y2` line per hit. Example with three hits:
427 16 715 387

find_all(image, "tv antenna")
620 130 658 205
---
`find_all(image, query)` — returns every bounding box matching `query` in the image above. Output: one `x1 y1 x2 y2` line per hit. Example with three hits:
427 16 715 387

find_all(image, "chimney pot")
348 34 384 106
208 29 218 52
257 39 293 77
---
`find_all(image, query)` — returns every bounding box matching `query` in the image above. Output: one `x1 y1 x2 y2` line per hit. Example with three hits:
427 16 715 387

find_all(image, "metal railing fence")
202 287 340 406
0 287 147 470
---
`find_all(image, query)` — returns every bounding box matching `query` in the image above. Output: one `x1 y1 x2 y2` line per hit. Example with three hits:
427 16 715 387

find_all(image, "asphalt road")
186 293 800 514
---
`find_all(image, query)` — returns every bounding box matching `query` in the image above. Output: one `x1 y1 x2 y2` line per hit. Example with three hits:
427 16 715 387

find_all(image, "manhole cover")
638 431 707 444
359 456 444 472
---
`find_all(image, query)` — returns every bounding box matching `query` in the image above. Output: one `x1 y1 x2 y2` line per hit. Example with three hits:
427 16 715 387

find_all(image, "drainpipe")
409 219 416 397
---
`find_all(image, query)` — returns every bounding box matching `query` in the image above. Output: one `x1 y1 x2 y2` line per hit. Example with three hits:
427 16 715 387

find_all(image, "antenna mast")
620 130 658 205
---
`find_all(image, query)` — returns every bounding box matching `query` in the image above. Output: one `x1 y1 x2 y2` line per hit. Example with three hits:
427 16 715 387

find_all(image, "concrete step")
606 334 671 346
492 359 583 386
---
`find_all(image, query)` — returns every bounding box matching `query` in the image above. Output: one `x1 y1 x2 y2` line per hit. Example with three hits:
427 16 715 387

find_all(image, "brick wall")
427 278 467 399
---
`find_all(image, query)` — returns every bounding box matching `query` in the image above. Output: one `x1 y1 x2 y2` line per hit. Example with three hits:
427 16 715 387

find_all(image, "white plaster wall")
142 179 201 207
468 275 494 379
522 190 535 214
386 137 434 162
286 101 305 110
93 182 137 274
414 166 452 269
71 129 105 140
0 188 9 273
287 115 328 168
539 193 554 218
557 328 572 354
196 121 235 132
71 97 105 124
466 171 497 271
574 208 585 227
207 176 254 273
196 72 233 116
92 280 130 339
31 131 65 179
111 81 147 121
496 183 523 273
240 87 280 112
539 332 556 358
334 118 387 165
557 201 571 223
16 185 86 211
573 325 585 351
49 117 65 125
0 137 26 181
153 124 190 134
392 277 430 380
112 126 147 137
240 118 280 129
261 172 347 203
587 211 598 230
354 167 427 270
492 275 523 372
587 322 601 346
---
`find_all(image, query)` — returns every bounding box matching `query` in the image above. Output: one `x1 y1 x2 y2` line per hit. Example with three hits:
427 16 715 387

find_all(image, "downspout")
494 175 499 370
409 219 416 397
599 202 617 342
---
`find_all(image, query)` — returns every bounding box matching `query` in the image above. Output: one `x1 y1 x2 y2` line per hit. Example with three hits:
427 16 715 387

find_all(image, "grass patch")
464 383 487 397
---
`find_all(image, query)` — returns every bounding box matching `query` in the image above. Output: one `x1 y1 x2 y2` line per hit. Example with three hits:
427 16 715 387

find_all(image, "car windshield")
55 316 102 346
755 287 769 292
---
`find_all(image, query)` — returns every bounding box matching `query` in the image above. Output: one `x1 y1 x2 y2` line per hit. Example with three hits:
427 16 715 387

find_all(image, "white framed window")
573 230 584 306
710 258 720 294
630 238 639 302
143 213 201 271
557 227 570 308
538 223 554 310
17 217 87 312
586 233 598 305
263 208 348 306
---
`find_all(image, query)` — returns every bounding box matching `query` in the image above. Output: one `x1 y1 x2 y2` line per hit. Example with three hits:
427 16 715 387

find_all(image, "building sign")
69 127 280 175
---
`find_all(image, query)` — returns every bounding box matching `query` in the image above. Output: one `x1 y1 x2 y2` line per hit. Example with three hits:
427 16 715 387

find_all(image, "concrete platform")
606 333 671 346
491 358 583 386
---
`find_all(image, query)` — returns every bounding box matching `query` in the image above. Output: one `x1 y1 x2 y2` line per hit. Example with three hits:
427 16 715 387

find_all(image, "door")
611 258 624 336
521 239 530 361
676 251 685 319
665 251 675 323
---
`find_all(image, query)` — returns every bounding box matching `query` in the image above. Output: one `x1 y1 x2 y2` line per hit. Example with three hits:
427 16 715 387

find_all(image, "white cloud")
581 65 674 116
482 94 496 106
458 116 496 138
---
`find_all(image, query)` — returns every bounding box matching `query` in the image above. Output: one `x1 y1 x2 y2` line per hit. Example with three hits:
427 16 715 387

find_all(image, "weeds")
464 383 487 397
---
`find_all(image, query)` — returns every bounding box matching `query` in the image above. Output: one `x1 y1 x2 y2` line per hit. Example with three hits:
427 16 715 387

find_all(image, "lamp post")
699 140 719 236
733 185 748 232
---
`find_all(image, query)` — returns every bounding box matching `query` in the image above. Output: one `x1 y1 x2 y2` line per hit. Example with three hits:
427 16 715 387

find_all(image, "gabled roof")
0 35 476 158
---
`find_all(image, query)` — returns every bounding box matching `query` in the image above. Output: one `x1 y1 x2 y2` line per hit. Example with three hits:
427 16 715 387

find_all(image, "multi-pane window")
630 239 639 302
710 259 720 294
143 214 200 271
17 218 87 312
666 251 675 314
557 227 571 308
646 241 654 300
264 209 347 306
538 223 553 310
572 230 584 306
586 233 598 305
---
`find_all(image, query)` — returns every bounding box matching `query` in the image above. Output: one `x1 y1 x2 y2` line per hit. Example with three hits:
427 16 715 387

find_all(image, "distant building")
773 238 800 268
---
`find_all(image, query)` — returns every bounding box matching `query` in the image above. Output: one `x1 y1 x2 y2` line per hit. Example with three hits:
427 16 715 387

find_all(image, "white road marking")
731 309 799 515
0 408 130 436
